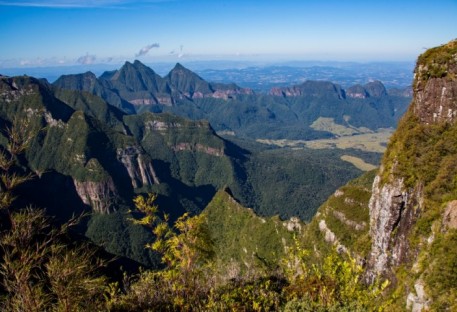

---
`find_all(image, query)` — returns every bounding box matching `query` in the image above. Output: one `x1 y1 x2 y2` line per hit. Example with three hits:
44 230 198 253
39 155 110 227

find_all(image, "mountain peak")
166 62 213 95
168 62 195 76
173 62 186 70
364 80 387 97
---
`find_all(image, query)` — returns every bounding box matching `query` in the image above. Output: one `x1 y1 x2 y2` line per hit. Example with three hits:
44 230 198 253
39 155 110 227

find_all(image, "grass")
340 155 377 171
257 128 393 153
310 117 373 136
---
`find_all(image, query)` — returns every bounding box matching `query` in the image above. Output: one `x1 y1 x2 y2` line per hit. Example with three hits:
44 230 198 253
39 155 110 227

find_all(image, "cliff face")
366 40 457 310
367 176 422 281
413 51 457 124
74 179 117 214
117 146 160 188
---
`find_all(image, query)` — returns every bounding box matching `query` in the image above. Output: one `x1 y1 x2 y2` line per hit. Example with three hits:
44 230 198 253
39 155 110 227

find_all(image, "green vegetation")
380 107 457 309
303 170 375 259
204 189 294 275
243 147 368 220
310 117 372 136
0 209 108 311
423 229 457 311
416 39 457 81
105 192 389 311
382 109 457 235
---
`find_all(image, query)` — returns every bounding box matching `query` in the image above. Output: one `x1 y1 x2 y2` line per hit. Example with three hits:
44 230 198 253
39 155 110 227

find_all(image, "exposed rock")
171 142 224 156
145 120 182 131
367 175 422 282
332 210 366 231
73 178 117 214
283 217 302 232
346 84 369 99
44 111 66 128
406 280 430 312
413 78 457 124
318 219 348 254
443 200 457 230
364 40 457 309
413 40 457 124
129 98 158 106
117 146 160 188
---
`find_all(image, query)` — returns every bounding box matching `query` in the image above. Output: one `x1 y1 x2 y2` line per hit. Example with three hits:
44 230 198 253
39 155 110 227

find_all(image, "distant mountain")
54 61 253 110
53 60 411 140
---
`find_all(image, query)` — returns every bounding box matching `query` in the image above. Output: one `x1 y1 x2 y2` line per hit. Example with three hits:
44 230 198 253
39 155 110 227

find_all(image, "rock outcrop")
366 39 457 308
367 175 422 282
414 66 457 124
117 146 160 188
74 178 117 214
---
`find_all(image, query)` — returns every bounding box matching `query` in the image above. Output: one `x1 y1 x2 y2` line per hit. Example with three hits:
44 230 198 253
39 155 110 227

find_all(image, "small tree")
119 193 215 310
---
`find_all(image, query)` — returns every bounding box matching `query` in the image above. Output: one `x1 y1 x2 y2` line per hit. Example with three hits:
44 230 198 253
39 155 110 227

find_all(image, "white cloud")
76 54 96 65
135 43 160 57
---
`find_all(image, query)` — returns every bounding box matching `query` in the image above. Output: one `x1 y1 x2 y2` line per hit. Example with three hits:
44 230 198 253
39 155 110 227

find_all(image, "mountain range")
53 60 411 140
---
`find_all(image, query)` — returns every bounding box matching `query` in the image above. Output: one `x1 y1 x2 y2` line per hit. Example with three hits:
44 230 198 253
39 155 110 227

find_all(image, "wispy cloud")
0 0 172 8
135 43 160 57
170 45 185 58
76 53 96 65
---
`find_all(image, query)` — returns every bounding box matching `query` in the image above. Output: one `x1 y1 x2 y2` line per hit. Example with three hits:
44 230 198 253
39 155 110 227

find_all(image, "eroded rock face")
117 146 160 188
367 175 421 282
74 179 117 214
413 41 457 124
171 143 224 156
346 84 369 99
413 77 457 124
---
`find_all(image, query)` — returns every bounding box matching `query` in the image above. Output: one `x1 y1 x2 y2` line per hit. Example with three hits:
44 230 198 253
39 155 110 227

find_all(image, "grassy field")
257 128 393 154
310 117 373 136
340 155 377 171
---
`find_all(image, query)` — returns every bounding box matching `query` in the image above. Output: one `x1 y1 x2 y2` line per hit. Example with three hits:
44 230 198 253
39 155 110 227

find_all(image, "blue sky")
0 0 456 68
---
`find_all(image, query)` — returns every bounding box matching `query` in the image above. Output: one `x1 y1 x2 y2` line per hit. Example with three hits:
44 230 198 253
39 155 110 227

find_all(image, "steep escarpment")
367 39 457 310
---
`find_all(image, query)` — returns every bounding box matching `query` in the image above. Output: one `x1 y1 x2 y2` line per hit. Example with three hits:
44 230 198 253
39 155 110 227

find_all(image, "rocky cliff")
366 39 457 310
